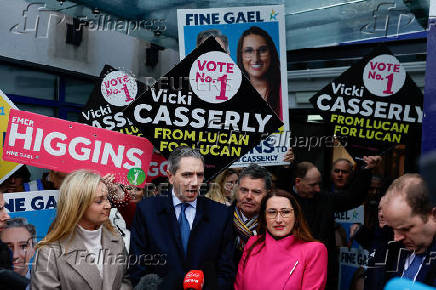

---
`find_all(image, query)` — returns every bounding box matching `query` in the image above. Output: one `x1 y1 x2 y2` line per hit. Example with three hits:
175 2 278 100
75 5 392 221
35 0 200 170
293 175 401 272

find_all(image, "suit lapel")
102 227 122 289
417 237 436 282
192 197 207 231
61 234 102 290
159 193 185 259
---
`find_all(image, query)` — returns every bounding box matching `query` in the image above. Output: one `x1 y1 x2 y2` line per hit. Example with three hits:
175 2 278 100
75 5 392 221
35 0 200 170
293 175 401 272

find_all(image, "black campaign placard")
79 65 146 137
123 37 283 180
310 46 423 157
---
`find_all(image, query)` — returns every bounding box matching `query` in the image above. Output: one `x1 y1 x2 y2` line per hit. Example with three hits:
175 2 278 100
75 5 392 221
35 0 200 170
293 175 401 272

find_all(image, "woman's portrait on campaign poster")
237 26 281 119
183 20 284 121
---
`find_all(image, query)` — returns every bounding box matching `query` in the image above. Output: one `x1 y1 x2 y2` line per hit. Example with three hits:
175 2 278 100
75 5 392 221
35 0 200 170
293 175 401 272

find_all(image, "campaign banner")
422 12 436 153
79 65 146 137
310 46 423 158
123 37 283 180
146 151 168 183
3 109 153 187
335 205 364 224
338 247 368 290
79 66 169 183
0 89 22 183
3 190 59 241
177 5 290 167
1 190 58 276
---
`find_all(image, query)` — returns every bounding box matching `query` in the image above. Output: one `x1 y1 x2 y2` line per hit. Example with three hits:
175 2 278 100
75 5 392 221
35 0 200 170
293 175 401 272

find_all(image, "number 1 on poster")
383 73 394 95
216 74 228 100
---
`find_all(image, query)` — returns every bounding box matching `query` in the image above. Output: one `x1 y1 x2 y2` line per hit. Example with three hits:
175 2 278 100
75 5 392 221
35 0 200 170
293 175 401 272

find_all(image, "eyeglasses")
266 208 294 219
242 46 269 58
333 169 350 174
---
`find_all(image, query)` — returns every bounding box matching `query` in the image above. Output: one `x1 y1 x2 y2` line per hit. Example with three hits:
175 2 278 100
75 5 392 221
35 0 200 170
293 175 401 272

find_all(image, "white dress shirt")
172 190 197 230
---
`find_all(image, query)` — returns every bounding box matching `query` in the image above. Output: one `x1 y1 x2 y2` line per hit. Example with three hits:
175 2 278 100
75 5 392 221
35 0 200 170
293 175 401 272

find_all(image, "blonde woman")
31 170 131 290
206 169 239 206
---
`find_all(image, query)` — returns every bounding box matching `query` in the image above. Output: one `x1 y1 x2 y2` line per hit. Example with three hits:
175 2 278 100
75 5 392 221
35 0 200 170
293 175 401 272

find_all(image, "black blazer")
128 192 235 290
366 237 436 289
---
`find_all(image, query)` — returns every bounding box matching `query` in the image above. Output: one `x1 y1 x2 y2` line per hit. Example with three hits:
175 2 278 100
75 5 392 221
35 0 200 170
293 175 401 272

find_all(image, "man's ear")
432 207 436 221
166 170 174 185
295 178 301 186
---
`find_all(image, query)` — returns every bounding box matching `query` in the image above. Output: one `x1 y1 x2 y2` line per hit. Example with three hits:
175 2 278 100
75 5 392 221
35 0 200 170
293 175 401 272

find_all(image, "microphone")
183 270 204 290
134 273 163 290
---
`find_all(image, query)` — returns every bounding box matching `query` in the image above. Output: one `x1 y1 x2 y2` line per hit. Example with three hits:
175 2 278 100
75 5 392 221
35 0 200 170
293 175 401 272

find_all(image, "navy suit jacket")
128 193 235 289
366 237 436 289
388 237 436 286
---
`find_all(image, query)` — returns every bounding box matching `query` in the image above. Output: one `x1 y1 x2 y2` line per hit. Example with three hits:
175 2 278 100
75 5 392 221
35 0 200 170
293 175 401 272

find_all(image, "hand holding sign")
362 155 382 169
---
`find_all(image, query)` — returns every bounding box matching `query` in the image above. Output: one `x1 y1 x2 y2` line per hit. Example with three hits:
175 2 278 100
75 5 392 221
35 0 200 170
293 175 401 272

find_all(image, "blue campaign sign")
4 190 59 241
422 17 436 153
177 5 291 168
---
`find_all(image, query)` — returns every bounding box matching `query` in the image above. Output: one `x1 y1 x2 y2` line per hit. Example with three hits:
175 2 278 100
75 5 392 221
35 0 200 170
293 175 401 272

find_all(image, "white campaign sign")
189 51 242 104
363 54 406 97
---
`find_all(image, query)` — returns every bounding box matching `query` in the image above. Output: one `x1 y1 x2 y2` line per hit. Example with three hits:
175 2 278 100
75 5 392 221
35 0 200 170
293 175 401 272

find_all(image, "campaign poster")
146 151 168 183
177 5 290 167
79 65 146 137
123 37 283 180
79 66 169 183
310 46 423 158
3 109 153 187
3 190 59 241
422 7 436 154
1 190 58 277
0 89 22 183
338 247 369 290
335 205 364 224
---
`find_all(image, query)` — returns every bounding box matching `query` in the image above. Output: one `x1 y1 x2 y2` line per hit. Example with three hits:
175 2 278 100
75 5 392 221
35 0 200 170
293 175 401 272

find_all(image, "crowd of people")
0 146 435 290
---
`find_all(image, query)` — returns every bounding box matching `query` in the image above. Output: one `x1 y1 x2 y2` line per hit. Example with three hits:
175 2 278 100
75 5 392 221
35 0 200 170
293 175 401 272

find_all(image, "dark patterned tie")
178 203 190 254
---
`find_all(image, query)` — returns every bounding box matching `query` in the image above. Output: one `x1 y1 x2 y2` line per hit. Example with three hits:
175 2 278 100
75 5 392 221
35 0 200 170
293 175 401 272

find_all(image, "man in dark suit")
232 164 271 266
291 156 380 290
129 146 235 289
371 173 436 288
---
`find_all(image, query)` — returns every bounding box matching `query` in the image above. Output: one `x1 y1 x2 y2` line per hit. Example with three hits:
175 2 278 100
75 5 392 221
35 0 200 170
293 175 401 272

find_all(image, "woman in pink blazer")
234 189 328 290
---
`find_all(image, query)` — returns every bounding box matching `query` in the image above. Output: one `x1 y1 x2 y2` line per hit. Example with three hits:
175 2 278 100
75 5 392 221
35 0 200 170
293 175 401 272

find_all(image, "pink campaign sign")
3 109 153 187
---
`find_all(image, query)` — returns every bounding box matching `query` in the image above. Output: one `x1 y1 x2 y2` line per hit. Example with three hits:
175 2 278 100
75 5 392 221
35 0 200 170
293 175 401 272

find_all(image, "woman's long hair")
237 26 281 116
243 189 315 265
37 170 114 248
206 168 238 205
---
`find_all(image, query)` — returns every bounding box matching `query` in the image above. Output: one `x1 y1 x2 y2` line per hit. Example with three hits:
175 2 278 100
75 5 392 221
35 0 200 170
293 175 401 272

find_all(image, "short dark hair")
167 146 204 174
386 173 432 221
9 166 31 183
293 162 317 179
2 217 37 246
196 29 229 51
238 164 272 191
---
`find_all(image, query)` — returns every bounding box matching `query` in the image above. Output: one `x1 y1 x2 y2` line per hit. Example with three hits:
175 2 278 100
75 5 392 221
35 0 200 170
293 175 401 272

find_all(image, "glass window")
16 104 55 117
64 78 95 105
66 111 81 122
0 64 56 100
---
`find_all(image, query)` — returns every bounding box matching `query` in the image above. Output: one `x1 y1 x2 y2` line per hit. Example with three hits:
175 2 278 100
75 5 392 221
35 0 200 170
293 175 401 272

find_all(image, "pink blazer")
234 233 327 290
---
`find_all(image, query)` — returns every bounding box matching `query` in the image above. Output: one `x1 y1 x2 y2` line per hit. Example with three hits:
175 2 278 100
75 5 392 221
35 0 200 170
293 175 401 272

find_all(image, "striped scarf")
233 207 258 252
